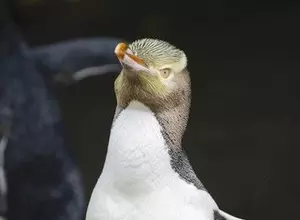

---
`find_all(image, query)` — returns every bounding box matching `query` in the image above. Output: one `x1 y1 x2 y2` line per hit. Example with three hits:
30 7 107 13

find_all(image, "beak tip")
114 42 128 61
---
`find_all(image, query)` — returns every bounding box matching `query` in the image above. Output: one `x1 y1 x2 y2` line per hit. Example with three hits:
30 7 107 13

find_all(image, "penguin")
86 38 245 220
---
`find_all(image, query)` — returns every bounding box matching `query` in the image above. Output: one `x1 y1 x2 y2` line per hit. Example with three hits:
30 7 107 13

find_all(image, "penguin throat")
102 100 179 191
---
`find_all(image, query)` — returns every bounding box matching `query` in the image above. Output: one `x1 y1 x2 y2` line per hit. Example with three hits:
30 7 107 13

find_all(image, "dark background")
11 0 300 219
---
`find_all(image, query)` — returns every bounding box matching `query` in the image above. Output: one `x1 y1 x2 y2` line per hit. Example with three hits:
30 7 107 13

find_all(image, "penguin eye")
159 68 171 78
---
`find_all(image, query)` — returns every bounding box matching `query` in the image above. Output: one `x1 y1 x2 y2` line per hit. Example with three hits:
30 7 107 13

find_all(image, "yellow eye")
160 68 171 78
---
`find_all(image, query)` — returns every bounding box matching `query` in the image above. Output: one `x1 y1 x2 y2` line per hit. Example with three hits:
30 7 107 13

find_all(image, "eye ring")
160 68 171 78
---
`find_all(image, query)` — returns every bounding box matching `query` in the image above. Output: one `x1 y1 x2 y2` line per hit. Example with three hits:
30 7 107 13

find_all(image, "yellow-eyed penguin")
86 38 245 220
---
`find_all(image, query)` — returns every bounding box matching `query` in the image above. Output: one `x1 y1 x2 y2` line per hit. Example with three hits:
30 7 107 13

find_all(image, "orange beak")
114 42 127 61
114 42 148 71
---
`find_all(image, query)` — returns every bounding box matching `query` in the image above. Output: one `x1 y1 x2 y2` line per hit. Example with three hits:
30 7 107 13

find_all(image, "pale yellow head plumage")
114 38 190 111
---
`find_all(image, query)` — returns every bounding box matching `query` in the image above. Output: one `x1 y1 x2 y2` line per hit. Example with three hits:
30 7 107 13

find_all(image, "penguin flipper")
216 210 245 220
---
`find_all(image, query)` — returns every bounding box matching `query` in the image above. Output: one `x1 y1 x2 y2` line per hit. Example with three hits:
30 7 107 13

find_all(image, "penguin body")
86 101 218 220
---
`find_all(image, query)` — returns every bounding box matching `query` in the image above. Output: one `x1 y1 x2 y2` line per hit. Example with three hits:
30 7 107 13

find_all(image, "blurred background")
1 0 300 220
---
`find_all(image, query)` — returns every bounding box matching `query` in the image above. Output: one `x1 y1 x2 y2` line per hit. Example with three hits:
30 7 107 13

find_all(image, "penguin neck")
102 100 190 193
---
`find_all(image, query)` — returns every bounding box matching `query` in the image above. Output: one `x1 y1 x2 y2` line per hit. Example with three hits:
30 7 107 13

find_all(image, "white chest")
86 101 217 220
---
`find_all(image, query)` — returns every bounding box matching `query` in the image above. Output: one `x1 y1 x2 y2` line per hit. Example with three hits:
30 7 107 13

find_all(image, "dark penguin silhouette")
0 22 86 220
0 1 121 219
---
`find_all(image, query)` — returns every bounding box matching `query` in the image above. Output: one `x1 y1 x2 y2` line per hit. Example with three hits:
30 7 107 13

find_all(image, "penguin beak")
114 42 150 73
